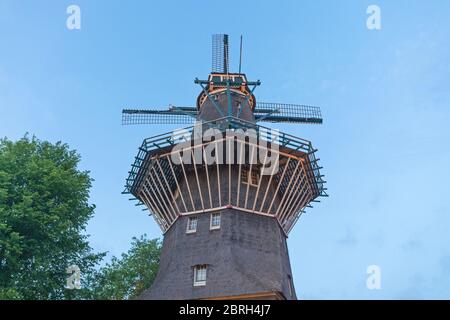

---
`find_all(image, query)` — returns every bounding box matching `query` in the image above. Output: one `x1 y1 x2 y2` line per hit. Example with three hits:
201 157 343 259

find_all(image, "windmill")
122 34 323 126
123 34 327 300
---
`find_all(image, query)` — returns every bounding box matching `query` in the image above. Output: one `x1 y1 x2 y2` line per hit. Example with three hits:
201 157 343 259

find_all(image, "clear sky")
1 0 449 299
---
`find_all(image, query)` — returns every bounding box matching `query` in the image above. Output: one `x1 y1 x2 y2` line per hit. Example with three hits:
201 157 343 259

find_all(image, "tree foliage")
0 136 105 299
91 235 161 300
0 136 161 300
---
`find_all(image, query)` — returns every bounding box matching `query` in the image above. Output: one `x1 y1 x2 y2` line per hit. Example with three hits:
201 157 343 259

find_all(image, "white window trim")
193 265 207 287
242 169 259 187
186 216 197 234
210 212 221 230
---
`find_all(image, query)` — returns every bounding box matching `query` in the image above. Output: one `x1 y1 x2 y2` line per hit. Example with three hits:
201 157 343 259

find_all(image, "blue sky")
1 0 449 299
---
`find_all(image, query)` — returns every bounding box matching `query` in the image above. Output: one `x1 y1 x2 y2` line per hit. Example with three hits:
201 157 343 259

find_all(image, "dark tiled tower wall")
140 209 296 300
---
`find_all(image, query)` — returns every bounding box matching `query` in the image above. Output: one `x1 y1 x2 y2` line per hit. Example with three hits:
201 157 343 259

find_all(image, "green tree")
0 136 105 299
91 235 161 300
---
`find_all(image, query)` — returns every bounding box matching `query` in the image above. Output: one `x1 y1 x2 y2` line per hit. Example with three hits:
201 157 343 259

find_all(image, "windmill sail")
254 102 323 124
122 102 322 125
212 34 229 73
122 107 197 125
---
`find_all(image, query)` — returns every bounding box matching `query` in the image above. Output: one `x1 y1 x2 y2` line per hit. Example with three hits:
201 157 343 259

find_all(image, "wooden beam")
278 167 307 224
178 151 196 212
258 152 280 213
202 146 213 208
236 139 245 207
244 144 256 209
166 154 188 213
215 140 222 207
252 151 268 212
146 168 174 223
277 162 304 221
275 161 301 217
191 147 204 211
228 136 232 205
155 158 181 216
286 187 312 233
267 158 291 214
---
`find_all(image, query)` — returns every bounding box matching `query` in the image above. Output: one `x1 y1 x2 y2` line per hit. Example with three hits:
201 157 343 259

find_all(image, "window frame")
251 170 259 186
242 169 259 187
210 212 221 230
193 265 207 287
186 216 198 234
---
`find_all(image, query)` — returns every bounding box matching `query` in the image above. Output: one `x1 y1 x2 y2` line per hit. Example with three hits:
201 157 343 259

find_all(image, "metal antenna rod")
239 35 243 74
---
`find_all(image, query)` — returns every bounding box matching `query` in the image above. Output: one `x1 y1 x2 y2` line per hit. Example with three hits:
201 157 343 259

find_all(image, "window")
186 216 197 233
210 212 221 230
194 265 207 286
241 169 248 184
242 169 259 187
251 170 259 185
